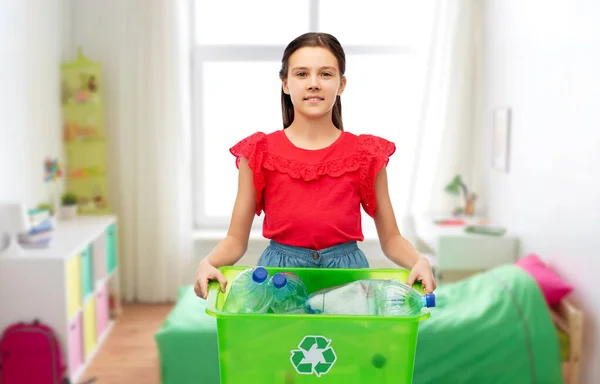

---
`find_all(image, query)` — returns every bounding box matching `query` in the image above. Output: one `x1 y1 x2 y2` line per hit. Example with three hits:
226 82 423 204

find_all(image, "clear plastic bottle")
305 279 435 316
306 280 377 315
375 280 436 316
222 267 273 314
269 272 309 314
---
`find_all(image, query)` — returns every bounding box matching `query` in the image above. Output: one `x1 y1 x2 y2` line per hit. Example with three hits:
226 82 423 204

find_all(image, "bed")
154 264 582 384
410 264 582 383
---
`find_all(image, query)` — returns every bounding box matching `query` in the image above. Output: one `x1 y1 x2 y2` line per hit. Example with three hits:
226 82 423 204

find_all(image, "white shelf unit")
0 215 121 383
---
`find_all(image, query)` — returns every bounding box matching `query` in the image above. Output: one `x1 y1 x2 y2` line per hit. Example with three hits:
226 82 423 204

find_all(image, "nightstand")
414 214 520 283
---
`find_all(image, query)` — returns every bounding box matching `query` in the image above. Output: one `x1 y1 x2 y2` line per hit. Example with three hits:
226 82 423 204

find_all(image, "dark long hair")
279 32 346 131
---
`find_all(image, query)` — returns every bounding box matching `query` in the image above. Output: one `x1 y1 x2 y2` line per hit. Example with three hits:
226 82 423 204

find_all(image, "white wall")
482 1 600 382
0 0 72 206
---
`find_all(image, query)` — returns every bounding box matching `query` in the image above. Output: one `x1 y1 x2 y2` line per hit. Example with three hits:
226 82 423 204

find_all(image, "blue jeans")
257 240 369 268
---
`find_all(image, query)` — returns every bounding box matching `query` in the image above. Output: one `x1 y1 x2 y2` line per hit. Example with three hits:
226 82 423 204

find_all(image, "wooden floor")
79 303 174 384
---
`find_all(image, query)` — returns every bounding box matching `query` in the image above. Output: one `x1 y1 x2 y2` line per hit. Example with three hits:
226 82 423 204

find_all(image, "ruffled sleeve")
229 132 268 215
357 134 396 218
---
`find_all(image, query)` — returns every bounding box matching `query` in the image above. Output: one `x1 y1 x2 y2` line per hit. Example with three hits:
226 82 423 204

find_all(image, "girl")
194 32 436 299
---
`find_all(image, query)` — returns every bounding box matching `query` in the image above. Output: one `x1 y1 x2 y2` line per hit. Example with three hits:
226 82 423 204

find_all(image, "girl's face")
282 47 346 122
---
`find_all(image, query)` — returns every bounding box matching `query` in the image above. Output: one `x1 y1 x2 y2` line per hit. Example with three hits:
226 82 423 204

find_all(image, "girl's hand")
194 259 228 299
407 257 436 294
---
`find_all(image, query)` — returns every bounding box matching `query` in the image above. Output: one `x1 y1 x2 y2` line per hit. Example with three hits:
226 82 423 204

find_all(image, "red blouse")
230 129 396 250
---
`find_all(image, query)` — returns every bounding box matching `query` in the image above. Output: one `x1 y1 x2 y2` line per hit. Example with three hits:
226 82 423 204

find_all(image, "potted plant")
59 192 78 220
445 175 477 216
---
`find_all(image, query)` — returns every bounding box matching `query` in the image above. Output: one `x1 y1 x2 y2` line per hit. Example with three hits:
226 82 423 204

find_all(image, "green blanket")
155 265 564 384
413 265 564 384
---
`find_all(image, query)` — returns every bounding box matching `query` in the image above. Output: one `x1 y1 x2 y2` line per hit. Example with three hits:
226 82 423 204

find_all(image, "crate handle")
205 280 221 317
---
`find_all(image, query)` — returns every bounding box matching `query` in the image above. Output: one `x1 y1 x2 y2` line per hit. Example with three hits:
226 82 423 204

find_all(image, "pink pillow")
516 253 573 306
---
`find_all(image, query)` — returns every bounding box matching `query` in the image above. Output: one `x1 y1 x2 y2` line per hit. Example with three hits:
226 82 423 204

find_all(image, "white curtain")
92 0 193 302
402 0 483 240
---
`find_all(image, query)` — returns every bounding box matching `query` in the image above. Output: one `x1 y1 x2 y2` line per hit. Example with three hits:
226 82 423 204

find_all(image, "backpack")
0 320 68 384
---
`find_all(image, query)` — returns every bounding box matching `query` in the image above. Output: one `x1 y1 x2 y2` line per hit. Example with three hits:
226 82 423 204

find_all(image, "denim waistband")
268 240 359 261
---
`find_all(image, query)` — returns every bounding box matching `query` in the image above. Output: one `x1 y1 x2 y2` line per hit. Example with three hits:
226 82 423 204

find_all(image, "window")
192 0 436 236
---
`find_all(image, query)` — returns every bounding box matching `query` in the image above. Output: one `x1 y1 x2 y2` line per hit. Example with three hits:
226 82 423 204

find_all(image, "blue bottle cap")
272 273 287 288
252 267 268 283
424 294 436 308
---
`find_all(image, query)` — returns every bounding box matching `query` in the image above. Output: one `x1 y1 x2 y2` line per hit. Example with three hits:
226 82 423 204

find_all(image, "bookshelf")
0 216 121 383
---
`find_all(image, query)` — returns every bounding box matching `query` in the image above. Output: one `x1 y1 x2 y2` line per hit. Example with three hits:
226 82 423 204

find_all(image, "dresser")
0 215 120 383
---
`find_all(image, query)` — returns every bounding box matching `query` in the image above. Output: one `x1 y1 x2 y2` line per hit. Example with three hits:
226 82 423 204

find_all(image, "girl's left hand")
407 257 436 294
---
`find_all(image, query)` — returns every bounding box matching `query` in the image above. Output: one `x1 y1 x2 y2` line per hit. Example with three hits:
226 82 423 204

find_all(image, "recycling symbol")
290 335 337 377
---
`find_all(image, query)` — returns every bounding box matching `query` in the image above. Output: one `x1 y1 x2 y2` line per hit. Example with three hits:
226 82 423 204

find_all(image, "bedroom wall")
481 1 600 382
0 0 71 206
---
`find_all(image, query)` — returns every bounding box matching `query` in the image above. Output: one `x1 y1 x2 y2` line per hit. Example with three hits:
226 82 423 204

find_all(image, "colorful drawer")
67 311 83 375
80 246 94 300
106 224 117 274
92 235 107 282
95 282 109 337
83 296 97 358
66 254 82 319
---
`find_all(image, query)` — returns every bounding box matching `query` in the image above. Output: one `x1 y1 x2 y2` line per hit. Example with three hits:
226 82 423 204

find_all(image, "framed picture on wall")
492 107 511 172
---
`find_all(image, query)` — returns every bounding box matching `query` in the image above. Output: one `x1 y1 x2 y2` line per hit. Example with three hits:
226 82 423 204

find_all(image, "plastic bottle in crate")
306 279 435 316
375 280 436 316
222 267 273 314
269 272 308 314
306 279 377 315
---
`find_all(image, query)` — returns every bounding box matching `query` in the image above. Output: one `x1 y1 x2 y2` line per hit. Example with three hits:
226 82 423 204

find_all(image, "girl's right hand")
194 259 228 300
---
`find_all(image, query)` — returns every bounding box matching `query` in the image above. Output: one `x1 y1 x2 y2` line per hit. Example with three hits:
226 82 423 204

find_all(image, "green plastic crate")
206 266 431 384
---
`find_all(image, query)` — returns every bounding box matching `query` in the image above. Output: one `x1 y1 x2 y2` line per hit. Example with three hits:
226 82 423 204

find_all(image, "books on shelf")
17 210 56 248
